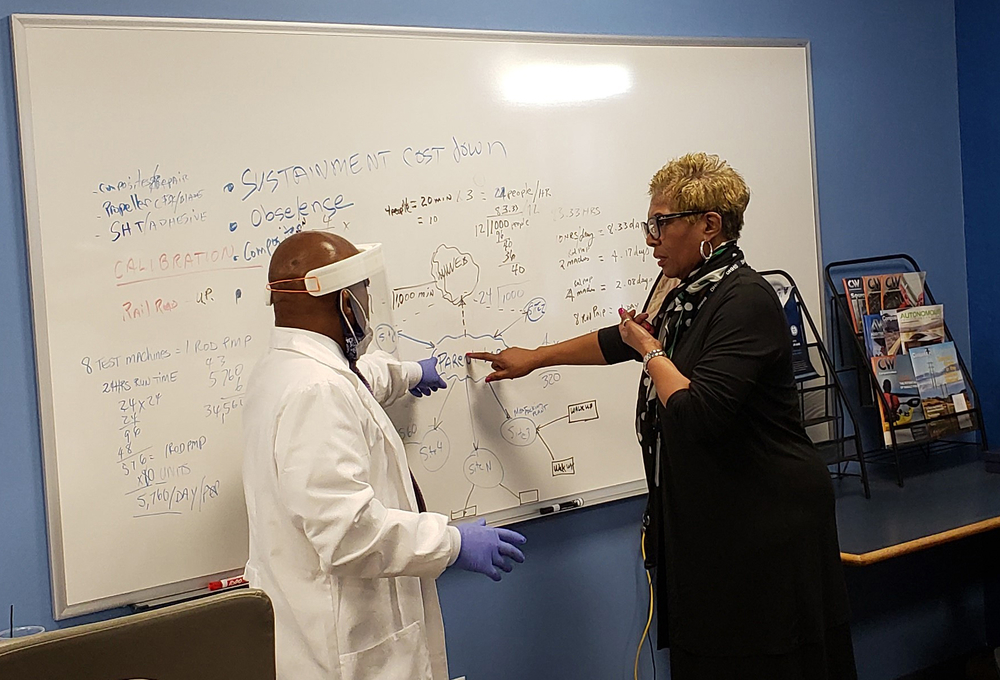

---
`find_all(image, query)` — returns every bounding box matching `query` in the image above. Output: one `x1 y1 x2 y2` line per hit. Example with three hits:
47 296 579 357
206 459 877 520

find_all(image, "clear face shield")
266 242 395 357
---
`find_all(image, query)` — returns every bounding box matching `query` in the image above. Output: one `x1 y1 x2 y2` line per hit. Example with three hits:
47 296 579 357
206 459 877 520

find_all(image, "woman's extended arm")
466 331 606 382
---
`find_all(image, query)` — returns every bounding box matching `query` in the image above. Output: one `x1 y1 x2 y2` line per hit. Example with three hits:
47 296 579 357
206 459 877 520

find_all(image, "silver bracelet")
642 349 666 374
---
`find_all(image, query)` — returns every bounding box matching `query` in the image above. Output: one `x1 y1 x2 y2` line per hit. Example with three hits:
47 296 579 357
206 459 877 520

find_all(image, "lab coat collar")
269 327 352 374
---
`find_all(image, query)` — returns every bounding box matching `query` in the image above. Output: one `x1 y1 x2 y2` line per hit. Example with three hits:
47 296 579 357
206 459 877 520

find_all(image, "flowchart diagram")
379 243 606 519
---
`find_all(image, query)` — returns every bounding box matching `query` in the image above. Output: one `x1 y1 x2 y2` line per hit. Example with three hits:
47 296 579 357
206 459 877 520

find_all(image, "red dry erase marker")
208 576 248 591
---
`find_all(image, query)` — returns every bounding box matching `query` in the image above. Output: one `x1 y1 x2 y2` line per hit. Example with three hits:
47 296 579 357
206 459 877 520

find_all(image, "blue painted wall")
0 2 978 679
956 0 1000 445
954 3 1000 671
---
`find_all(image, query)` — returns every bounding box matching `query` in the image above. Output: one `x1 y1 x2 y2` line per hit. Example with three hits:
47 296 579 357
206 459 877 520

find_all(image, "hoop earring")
699 240 712 261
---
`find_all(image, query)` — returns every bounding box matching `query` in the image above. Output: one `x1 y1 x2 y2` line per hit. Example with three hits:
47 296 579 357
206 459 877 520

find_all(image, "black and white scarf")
636 241 745 485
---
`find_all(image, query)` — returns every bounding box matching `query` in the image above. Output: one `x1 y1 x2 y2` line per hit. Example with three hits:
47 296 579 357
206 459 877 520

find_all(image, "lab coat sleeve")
356 350 422 407
274 381 461 579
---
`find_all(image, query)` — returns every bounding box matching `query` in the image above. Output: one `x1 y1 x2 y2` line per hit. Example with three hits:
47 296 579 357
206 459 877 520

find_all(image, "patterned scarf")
636 241 745 486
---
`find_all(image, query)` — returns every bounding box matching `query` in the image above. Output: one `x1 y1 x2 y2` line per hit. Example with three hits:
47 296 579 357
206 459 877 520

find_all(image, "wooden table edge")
840 516 1000 565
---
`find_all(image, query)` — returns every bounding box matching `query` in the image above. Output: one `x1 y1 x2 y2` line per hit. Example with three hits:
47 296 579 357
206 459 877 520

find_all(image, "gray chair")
0 589 275 680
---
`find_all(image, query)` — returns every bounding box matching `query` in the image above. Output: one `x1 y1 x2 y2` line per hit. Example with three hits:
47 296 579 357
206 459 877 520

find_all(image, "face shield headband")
265 242 385 305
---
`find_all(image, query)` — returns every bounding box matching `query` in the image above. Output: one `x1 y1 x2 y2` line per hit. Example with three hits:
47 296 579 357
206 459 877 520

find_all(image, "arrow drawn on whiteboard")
494 313 526 338
465 378 479 449
536 431 557 461
537 414 569 430
434 376 457 424
489 382 510 419
398 332 434 349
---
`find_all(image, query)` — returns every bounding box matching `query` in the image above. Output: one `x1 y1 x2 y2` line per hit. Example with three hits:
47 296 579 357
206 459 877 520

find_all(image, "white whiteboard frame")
11 13 822 618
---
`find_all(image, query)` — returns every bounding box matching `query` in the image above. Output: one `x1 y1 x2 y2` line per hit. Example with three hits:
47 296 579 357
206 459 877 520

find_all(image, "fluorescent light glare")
502 63 632 105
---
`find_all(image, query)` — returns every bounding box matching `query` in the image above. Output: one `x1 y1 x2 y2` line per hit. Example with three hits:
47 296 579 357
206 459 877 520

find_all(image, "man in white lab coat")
243 232 526 680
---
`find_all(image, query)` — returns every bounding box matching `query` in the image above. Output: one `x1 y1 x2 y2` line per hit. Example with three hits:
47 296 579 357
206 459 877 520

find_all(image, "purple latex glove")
410 357 448 397
451 518 526 581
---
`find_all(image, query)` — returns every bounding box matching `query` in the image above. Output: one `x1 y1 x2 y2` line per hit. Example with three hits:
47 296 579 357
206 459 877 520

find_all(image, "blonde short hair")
648 152 750 240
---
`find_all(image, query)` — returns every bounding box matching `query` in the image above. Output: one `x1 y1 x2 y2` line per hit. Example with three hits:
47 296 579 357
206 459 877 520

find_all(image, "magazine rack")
761 270 870 498
824 255 988 487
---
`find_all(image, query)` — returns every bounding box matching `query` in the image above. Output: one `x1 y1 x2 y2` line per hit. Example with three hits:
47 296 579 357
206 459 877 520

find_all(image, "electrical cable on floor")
648 627 656 679
634 528 655 680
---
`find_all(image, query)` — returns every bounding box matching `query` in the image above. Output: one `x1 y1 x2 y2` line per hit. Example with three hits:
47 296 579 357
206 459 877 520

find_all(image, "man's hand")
450 518 526 581
409 357 448 397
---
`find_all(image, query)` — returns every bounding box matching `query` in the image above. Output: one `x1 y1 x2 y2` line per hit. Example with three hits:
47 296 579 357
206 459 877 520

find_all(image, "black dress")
598 267 857 680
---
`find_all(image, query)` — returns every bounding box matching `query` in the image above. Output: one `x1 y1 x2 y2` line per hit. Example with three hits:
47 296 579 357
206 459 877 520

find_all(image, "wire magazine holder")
761 270 870 498
824 255 988 488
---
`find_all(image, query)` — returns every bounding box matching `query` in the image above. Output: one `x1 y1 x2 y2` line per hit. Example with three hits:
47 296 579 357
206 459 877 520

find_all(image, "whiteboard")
11 14 821 618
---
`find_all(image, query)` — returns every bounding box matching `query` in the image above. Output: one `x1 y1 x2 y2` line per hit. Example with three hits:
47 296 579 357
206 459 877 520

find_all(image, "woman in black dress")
468 153 856 679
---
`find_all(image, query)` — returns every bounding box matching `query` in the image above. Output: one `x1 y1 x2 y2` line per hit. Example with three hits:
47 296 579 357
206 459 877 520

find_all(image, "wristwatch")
642 349 666 374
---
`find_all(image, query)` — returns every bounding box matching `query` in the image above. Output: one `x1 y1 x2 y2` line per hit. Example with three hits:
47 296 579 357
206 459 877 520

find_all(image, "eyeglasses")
641 210 711 239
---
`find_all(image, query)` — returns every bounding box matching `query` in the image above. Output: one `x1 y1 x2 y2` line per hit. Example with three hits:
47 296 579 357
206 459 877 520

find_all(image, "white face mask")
340 284 373 361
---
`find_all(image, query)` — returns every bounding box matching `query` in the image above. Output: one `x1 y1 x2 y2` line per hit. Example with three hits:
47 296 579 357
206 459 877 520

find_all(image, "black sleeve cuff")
597 325 642 365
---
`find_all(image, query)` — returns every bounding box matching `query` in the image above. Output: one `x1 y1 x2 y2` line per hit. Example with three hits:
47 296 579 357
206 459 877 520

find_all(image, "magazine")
872 355 926 445
897 271 927 308
864 272 927 315
909 342 974 437
894 353 929 442
897 305 945 352
880 272 926 311
766 279 819 381
842 277 867 334
881 309 901 355
863 275 883 315
862 314 886 357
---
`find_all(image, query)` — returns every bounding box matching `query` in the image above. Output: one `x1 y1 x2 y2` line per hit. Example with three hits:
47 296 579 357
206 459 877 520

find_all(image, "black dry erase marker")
539 498 584 515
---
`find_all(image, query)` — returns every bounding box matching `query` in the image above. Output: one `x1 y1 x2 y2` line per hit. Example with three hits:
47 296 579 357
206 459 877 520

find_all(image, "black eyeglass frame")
642 210 714 239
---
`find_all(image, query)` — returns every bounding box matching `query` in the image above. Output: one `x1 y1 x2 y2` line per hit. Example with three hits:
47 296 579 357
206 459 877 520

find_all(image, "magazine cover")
864 274 883 315
877 272 927 312
843 276 867 333
909 342 974 437
866 272 926 314
872 355 923 445
897 271 926 308
862 313 887 357
881 309 901 355
894 353 929 442
897 305 945 352
767 279 819 381
880 273 907 311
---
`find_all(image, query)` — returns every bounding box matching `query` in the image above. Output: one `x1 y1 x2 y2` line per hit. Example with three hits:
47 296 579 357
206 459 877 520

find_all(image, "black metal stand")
824 255 988 488
761 270 870 498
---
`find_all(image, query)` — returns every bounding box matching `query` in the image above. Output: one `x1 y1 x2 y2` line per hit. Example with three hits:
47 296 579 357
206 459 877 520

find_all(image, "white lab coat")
242 327 461 680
